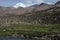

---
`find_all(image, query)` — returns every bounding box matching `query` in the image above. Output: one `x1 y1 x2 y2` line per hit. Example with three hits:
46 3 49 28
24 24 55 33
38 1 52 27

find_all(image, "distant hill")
55 1 60 5
0 1 60 26
0 2 53 15
55 1 60 7
0 1 60 15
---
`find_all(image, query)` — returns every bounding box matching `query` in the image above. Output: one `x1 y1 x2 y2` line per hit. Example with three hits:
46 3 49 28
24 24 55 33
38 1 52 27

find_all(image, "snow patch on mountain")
13 2 26 8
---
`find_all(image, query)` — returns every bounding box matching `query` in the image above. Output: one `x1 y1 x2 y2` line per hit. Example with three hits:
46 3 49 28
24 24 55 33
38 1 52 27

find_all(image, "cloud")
46 2 54 4
13 0 57 8
13 0 46 8
26 0 44 4
13 2 26 8
36 0 44 4
22 0 44 6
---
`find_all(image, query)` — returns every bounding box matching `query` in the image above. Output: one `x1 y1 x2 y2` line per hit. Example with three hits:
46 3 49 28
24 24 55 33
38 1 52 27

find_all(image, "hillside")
19 7 60 24
0 6 60 26
0 1 60 40
0 1 60 26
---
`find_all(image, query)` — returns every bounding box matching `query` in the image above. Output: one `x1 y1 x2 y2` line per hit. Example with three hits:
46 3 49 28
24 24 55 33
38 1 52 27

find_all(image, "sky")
0 0 59 8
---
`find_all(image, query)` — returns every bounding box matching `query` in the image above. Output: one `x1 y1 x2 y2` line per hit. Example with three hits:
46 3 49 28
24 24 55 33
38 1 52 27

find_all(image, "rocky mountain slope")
0 1 60 26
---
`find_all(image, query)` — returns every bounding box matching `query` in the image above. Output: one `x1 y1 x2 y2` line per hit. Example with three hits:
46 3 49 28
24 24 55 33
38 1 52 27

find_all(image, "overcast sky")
0 0 59 8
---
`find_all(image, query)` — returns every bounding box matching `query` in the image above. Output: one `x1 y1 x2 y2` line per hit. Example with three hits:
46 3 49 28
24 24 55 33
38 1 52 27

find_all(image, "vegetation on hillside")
0 7 60 26
0 4 60 40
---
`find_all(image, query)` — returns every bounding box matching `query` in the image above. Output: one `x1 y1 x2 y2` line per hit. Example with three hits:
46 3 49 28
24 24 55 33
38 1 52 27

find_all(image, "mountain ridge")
0 1 60 15
0 4 52 15
0 1 60 26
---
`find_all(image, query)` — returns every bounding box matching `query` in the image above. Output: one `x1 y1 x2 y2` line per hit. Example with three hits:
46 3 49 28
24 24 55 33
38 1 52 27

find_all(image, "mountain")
32 3 53 11
0 1 60 26
0 1 59 15
0 3 53 15
0 6 60 26
56 1 60 5
13 2 26 8
55 1 60 6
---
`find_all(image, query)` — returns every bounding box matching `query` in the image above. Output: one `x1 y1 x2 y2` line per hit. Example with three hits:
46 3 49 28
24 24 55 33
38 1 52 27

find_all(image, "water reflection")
0 36 30 40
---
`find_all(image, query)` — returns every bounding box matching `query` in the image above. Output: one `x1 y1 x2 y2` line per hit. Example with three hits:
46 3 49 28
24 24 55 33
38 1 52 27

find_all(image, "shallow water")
0 36 31 40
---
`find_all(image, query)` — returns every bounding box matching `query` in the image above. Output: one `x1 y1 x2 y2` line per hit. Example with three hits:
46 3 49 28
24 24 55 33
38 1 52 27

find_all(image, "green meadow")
0 24 60 36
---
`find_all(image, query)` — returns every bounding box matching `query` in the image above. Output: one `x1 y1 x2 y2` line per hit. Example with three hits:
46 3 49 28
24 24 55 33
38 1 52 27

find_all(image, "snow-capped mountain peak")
13 2 26 8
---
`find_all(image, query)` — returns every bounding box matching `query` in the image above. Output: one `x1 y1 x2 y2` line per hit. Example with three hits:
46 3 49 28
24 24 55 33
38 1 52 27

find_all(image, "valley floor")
0 24 60 40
